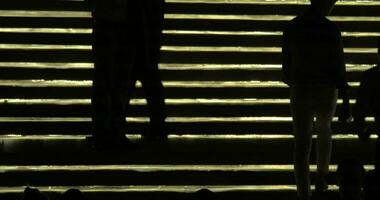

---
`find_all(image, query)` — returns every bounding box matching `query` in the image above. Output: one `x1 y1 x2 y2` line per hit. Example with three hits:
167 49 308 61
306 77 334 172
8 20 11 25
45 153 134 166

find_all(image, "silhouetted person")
353 37 380 169
22 187 49 200
363 170 380 200
86 0 167 149
282 0 348 199
337 159 366 200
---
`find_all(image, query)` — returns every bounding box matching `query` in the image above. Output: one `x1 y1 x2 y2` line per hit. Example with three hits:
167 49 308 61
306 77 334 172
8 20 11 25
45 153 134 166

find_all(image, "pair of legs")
291 85 338 199
91 20 166 144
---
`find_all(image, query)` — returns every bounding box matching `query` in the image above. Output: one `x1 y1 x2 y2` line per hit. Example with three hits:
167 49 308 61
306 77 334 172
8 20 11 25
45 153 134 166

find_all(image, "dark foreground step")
0 137 376 165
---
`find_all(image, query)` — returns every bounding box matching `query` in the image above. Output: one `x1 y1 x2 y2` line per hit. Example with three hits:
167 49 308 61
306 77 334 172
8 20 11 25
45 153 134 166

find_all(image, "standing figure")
353 37 380 169
282 0 348 199
87 0 167 149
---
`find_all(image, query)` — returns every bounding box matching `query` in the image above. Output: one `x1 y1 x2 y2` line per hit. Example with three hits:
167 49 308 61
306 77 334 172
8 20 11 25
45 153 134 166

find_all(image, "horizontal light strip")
0 80 360 87
0 28 91 34
0 185 304 193
1 10 380 21
0 62 374 71
0 28 379 38
0 117 375 123
0 80 287 87
161 46 377 53
0 98 361 105
0 164 374 172
165 30 380 37
0 44 376 53
2 134 375 140
0 98 291 105
0 44 90 50
0 11 90 18
0 62 93 69
166 14 380 22
166 0 380 6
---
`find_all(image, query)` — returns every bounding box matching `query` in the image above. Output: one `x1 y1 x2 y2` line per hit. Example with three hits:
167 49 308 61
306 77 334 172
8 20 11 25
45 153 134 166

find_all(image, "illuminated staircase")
0 0 379 199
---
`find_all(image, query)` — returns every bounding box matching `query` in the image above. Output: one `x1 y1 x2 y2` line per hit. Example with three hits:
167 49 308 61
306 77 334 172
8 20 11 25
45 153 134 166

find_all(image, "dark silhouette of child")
86 0 167 149
22 187 49 200
282 0 348 199
353 37 380 169
337 159 366 200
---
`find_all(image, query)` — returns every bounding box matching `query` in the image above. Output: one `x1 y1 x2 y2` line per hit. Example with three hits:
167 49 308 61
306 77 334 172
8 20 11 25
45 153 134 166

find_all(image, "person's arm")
282 27 291 86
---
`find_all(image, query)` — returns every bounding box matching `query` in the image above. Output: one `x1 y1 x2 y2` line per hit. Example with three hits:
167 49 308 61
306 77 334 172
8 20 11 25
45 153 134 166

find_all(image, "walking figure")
282 0 348 199
87 0 167 149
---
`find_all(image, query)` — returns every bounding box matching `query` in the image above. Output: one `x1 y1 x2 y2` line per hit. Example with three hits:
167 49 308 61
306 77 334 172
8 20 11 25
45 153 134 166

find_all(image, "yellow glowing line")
0 62 93 69
0 62 374 71
166 0 380 6
162 46 377 53
0 117 375 123
0 164 374 172
0 11 90 18
0 98 362 105
0 134 377 140
0 28 91 34
0 80 289 87
0 44 376 53
0 185 302 193
166 14 380 22
0 44 90 50
0 98 291 105
1 10 379 21
0 80 361 87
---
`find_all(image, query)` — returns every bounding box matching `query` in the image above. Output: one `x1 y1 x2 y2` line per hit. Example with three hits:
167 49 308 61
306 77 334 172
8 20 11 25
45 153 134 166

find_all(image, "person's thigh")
291 87 315 138
313 87 338 130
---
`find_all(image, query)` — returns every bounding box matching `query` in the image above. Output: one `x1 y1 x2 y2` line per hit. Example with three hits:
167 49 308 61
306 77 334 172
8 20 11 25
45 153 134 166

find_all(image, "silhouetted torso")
282 8 347 88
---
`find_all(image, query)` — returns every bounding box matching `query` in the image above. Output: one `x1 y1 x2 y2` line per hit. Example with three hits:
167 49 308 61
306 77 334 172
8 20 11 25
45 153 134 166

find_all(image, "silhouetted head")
59 189 86 200
337 159 366 200
22 187 49 200
310 0 338 16
189 189 218 200
364 170 380 200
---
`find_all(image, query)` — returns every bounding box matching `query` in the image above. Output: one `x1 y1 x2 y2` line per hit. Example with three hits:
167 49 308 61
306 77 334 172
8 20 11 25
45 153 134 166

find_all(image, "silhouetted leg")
140 4 166 139
314 87 337 191
140 64 166 138
92 21 135 146
92 21 121 141
291 86 314 200
111 28 138 140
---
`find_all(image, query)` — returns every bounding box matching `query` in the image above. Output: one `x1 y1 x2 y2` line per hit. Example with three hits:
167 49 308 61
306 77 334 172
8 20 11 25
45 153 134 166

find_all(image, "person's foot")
314 173 328 193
